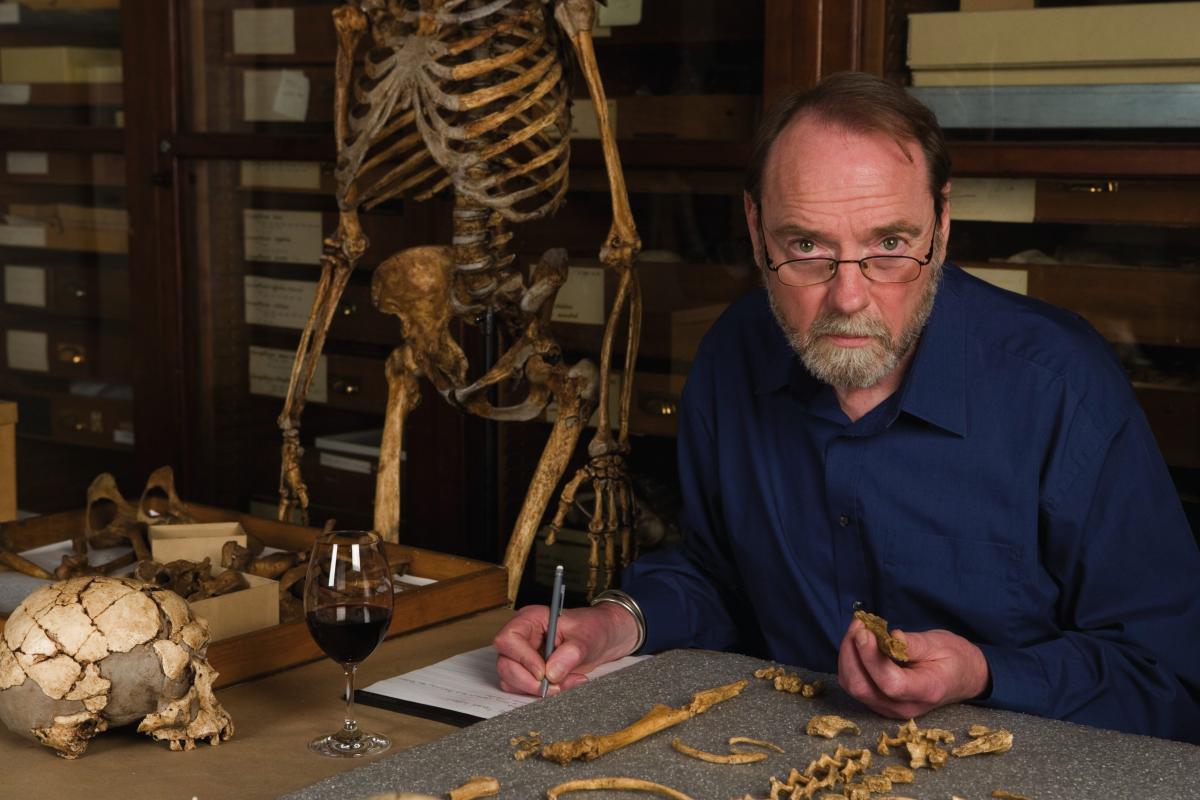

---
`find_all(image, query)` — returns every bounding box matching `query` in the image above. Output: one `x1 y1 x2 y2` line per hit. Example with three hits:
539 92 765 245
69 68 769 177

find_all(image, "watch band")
589 588 646 654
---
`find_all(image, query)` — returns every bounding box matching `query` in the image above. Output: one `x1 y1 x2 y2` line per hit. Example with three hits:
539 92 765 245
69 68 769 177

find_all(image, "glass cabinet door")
0 0 131 513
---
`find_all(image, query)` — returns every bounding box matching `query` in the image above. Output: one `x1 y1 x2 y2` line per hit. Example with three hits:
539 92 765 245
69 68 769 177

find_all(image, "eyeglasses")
757 211 936 288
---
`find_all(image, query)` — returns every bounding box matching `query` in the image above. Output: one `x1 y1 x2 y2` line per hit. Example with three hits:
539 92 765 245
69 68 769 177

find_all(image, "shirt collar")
750 267 968 437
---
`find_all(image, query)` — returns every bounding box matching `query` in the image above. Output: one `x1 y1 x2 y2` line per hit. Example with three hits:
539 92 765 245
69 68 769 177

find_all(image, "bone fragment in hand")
854 608 908 662
953 727 1013 757
670 737 767 764
546 777 694 800
806 714 861 739
539 679 748 765
447 776 500 800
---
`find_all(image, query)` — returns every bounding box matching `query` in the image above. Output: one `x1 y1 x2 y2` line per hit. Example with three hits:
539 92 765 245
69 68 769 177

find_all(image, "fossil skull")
0 576 234 758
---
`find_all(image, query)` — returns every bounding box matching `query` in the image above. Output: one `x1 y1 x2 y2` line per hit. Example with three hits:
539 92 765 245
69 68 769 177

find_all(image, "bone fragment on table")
0 545 53 579
85 471 151 560
137 465 195 525
670 737 768 764
187 568 249 602
806 714 861 739
539 679 748 765
728 735 784 753
54 550 136 580
446 775 500 800
952 727 1014 757
753 665 823 697
853 608 908 663
991 792 1032 800
880 765 915 783
546 777 694 800
877 719 953 770
510 731 542 761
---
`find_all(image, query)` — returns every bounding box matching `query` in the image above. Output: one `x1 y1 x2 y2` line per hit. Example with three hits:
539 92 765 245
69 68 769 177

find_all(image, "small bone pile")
754 665 824 697
134 558 247 603
876 719 956 770
737 744 902 800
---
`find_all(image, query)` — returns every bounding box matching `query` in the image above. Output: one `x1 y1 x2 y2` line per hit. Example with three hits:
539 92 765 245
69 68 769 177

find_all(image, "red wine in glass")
304 530 394 758
306 602 392 664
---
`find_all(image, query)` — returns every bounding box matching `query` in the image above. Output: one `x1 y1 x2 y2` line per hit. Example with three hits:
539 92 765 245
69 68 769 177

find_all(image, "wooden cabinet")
1 0 1193 563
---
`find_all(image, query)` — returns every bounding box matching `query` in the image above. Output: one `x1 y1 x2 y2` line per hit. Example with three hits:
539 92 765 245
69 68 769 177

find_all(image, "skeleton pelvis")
371 245 467 387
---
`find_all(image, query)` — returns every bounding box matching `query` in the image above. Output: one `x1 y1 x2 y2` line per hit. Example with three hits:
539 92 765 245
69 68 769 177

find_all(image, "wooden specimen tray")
0 504 508 688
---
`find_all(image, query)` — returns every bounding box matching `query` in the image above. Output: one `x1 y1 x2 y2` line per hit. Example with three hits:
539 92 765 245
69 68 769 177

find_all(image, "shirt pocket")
880 527 1021 645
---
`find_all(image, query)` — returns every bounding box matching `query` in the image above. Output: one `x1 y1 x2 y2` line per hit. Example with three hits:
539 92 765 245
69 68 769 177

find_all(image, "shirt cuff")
974 642 1050 715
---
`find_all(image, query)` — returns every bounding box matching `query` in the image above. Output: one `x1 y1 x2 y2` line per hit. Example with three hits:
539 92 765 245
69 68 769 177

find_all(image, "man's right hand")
493 602 641 696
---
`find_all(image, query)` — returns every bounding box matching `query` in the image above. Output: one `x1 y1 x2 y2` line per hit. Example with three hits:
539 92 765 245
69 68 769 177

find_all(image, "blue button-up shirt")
623 264 1200 743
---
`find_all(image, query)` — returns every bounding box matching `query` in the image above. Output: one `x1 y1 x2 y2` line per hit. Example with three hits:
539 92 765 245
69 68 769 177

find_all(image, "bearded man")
492 72 1200 743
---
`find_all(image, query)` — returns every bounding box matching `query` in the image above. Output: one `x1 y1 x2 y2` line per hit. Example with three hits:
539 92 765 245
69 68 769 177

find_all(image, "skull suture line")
0 576 233 758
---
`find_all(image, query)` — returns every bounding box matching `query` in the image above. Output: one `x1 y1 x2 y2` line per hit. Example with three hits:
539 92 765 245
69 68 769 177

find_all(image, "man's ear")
744 191 762 266
938 182 952 244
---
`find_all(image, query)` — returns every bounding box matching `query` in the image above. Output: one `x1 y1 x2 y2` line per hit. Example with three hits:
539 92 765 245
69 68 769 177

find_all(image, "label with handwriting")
243 208 322 265
249 345 327 404
232 8 296 55
244 275 317 330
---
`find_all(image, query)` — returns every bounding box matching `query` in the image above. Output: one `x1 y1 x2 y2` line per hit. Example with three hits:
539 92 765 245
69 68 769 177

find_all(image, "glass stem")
341 663 360 740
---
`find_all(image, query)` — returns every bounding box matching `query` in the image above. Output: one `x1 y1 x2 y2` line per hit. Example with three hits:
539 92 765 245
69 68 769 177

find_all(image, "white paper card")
232 8 296 55
6 329 48 372
319 451 373 476
597 0 642 26
361 645 648 720
240 160 320 191
964 266 1029 296
113 427 134 446
951 178 1036 223
5 151 47 175
244 275 316 330
0 222 46 248
4 265 45 307
570 98 616 140
0 83 29 104
0 4 20 24
249 345 327 404
243 69 310 122
551 266 605 325
243 208 322 264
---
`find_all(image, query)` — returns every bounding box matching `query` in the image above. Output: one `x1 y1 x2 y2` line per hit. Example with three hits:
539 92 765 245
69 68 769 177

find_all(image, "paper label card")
242 69 310 122
243 208 323 265
951 178 1036 223
249 345 327 403
0 221 46 248
244 275 317 330
240 160 321 191
5 151 47 175
0 4 19 24
0 84 30 104
597 0 642 26
963 266 1030 296
551 266 605 325
232 8 296 55
4 264 45 307
569 98 616 140
319 452 373 476
6 328 48 372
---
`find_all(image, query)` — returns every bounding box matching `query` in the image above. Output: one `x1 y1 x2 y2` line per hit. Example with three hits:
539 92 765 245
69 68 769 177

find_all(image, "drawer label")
5 151 47 175
3 264 45 307
248 345 327 404
240 160 320 191
232 8 296 56
243 208 322 265
243 69 310 123
551 266 605 325
0 221 46 247
244 275 316 330
5 328 48 372
951 178 1035 223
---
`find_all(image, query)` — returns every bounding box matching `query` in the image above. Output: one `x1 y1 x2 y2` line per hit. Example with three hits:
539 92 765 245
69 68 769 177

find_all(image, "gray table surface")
283 648 1200 800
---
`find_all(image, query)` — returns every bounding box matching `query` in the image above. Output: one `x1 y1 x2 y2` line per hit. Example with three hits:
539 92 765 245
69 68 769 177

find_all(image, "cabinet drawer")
328 283 403 345
324 353 389 413
1036 180 1200 226
50 393 133 450
49 264 129 318
2 325 130 381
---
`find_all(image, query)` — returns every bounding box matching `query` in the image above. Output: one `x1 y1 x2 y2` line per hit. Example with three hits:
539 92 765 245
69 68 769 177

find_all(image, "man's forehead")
766 118 922 177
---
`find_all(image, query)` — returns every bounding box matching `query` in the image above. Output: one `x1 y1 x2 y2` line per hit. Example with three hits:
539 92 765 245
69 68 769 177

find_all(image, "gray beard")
768 260 942 390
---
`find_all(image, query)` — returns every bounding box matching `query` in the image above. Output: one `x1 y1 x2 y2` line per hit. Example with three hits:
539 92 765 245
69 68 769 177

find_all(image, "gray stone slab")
283 648 1200 800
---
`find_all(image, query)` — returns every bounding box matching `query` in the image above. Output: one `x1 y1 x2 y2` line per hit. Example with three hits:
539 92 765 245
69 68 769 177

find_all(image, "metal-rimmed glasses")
757 211 936 288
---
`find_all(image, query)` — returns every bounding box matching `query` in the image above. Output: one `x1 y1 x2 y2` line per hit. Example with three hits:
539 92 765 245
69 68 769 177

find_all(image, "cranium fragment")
0 576 234 758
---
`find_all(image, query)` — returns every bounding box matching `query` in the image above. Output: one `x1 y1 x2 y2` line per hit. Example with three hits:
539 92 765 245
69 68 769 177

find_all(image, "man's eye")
881 236 901 251
795 239 816 253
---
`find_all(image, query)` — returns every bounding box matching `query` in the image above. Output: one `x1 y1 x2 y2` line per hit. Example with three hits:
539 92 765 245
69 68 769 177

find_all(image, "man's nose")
825 261 872 315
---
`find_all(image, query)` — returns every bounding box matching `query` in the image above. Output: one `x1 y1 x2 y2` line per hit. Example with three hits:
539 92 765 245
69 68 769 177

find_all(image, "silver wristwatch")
589 589 646 654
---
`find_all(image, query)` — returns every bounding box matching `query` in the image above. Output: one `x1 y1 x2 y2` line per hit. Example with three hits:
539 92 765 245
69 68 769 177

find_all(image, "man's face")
749 118 949 390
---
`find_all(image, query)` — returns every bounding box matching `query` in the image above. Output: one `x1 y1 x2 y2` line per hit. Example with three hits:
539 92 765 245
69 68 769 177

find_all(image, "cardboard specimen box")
189 572 279 642
150 521 248 565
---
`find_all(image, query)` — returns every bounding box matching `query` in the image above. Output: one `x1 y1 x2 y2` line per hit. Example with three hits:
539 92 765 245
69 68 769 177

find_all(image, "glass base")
309 730 391 758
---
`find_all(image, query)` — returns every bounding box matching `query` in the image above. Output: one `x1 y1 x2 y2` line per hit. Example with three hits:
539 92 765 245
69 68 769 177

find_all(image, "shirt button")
838 515 850 527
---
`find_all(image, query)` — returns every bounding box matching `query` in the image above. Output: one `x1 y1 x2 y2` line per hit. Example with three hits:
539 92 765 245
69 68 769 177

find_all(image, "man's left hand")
837 618 990 719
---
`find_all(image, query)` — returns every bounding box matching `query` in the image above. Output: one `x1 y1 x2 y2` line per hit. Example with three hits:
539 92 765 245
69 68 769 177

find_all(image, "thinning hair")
746 72 951 223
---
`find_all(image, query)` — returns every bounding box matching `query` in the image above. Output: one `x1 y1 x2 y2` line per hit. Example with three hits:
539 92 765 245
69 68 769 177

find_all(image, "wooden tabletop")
0 606 513 799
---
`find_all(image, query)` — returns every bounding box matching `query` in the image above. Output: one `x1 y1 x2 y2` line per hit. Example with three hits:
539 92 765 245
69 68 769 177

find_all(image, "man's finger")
496 653 544 696
545 639 586 684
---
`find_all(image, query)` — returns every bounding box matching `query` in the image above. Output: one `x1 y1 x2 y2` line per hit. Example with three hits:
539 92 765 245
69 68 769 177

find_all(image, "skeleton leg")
502 358 598 601
374 345 422 543
276 5 369 524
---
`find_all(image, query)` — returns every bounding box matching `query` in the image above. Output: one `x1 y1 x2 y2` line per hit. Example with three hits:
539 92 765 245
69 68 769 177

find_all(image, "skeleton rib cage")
278 0 643 602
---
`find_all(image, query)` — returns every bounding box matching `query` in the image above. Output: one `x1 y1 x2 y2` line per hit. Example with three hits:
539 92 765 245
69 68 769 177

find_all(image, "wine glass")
304 529 394 757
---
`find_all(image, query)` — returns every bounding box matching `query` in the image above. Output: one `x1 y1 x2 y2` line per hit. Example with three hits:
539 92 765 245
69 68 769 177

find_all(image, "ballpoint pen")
540 565 565 698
